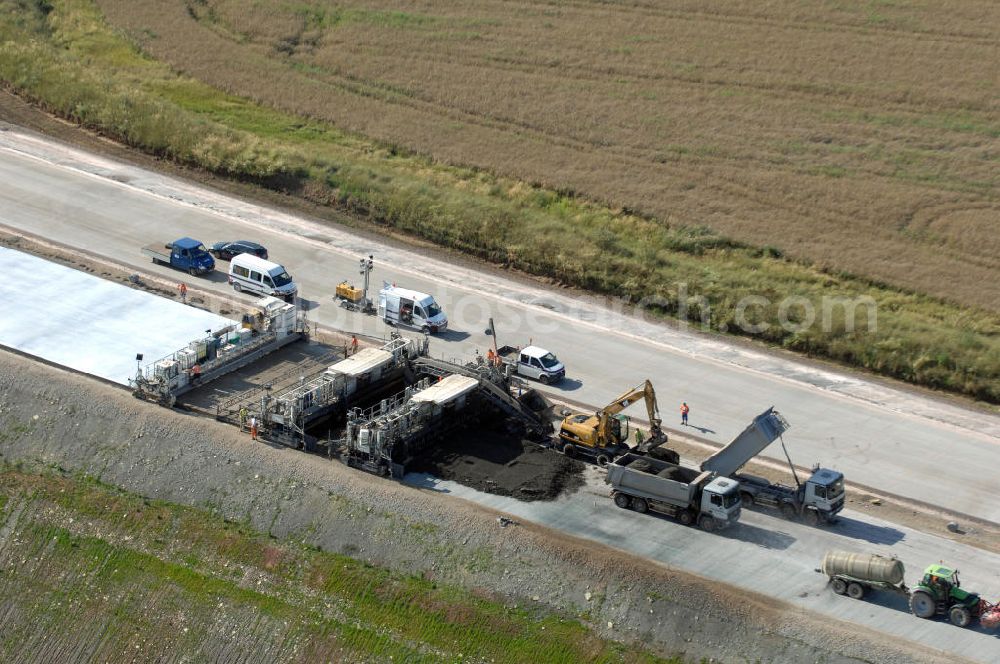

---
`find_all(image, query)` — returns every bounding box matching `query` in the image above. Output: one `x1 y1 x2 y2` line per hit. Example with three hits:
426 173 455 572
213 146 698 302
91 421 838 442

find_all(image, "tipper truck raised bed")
142 237 215 275
701 408 844 524
606 453 741 531
820 550 1000 629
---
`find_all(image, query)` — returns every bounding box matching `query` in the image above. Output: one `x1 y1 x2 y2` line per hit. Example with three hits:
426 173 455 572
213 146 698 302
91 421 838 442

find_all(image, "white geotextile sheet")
0 247 235 385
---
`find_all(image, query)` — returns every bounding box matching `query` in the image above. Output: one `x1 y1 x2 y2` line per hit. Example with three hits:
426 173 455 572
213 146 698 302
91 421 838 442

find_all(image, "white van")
229 254 297 302
378 285 447 333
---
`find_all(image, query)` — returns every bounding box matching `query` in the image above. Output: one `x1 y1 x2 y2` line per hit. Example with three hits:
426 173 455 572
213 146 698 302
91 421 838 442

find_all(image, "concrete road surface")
2 127 999 521
406 471 1000 663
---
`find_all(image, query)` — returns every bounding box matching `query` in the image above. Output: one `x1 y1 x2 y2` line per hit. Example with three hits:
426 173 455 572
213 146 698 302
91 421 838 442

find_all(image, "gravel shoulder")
0 349 961 663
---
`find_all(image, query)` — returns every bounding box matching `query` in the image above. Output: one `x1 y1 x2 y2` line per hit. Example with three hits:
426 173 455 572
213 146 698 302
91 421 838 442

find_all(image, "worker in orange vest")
680 402 689 426
191 363 201 385
486 348 496 366
351 335 359 356
178 282 188 304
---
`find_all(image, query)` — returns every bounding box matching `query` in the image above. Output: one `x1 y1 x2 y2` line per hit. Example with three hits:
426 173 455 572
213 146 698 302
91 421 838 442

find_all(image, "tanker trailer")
819 550 908 600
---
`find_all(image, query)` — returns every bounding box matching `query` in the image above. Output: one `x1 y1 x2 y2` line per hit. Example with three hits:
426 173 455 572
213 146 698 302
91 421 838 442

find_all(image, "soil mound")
411 428 585 501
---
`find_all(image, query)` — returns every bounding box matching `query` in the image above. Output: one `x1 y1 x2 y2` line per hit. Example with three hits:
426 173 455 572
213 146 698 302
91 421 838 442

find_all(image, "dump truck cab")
802 467 846 516
701 476 742 527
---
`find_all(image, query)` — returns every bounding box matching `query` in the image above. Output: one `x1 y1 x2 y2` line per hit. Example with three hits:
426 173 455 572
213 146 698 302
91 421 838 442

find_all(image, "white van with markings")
228 254 297 302
378 284 447 333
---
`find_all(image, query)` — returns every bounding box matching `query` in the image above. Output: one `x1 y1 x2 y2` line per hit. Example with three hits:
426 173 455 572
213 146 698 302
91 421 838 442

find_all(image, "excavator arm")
597 380 662 444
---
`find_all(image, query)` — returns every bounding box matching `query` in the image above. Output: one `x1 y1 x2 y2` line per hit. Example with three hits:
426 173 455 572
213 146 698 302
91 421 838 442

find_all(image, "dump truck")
606 453 741 531
142 237 215 275
820 550 1000 629
700 408 844 525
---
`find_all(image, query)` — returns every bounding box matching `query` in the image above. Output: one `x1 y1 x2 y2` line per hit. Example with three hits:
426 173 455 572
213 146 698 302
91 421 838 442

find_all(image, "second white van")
229 254 297 302
378 285 447 333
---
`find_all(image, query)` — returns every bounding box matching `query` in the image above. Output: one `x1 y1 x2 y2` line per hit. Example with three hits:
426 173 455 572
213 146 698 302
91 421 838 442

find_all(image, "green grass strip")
0 468 679 663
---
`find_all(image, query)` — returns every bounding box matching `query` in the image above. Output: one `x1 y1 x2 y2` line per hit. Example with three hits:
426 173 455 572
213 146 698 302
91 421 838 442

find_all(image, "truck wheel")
539 374 550 385
804 509 820 526
740 491 754 506
678 509 694 526
189 267 198 276
632 498 648 514
613 493 631 509
561 443 576 458
596 454 610 467
831 578 847 595
909 591 936 619
234 282 243 293
698 515 716 532
949 605 972 628
846 582 865 600
781 503 798 520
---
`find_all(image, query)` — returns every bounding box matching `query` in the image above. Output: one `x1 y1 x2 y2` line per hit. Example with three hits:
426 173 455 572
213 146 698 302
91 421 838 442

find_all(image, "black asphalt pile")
412 427 586 501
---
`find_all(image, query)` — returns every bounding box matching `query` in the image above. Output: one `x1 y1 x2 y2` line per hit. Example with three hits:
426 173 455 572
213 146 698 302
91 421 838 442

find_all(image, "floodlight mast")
359 255 374 308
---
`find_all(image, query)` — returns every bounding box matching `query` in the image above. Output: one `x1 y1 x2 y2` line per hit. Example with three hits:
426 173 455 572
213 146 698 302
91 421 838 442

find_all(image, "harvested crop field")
3 1 1000 402
99 0 1000 311
410 428 586 501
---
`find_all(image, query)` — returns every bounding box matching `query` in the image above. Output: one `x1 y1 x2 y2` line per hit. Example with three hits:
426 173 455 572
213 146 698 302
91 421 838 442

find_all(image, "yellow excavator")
558 380 674 465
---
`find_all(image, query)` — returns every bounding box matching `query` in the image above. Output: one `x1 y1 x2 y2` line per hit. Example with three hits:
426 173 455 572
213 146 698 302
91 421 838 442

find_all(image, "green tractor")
909 563 985 627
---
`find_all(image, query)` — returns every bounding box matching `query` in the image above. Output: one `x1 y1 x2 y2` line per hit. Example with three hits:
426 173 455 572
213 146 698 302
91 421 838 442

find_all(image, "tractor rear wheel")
909 591 936 619
846 582 866 600
562 444 576 458
613 493 631 509
831 578 847 595
949 605 972 628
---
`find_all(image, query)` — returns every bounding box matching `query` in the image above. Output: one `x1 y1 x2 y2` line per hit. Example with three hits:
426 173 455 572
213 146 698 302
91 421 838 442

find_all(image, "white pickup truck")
497 345 566 384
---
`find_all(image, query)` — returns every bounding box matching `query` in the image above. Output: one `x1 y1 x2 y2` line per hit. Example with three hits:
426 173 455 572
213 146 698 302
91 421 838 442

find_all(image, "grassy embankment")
0 0 997 403
0 465 675 662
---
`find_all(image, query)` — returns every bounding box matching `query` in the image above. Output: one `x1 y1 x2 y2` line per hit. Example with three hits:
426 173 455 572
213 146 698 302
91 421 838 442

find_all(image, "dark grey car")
209 240 268 261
